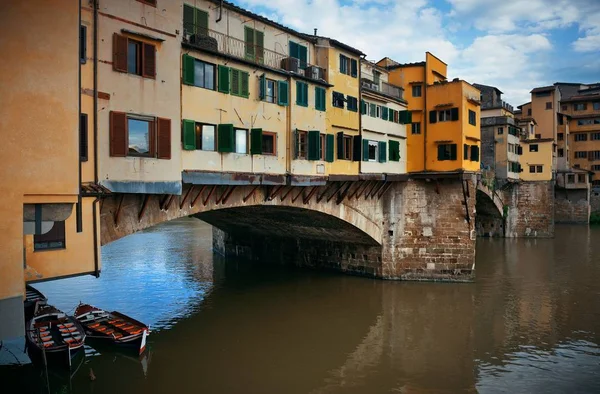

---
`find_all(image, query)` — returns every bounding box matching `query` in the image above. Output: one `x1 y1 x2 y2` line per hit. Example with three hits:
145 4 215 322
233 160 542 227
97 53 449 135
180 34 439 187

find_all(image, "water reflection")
2 220 600 393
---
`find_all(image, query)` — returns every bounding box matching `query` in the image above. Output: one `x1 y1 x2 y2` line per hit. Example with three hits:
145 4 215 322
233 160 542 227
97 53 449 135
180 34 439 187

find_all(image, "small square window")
529 144 538 152
127 40 142 75
537 165 543 173
529 165 536 173
468 110 476 126
558 148 564 157
368 140 378 162
412 85 422 97
439 109 452 122
343 135 352 160
297 131 307 159
262 132 276 155
34 221 66 251
266 79 277 103
545 102 552 110
558 133 564 141
578 174 586 183
567 174 575 183
319 134 326 160
195 123 216 151
498 127 503 135
235 128 248 154
411 123 421 135
128 117 152 156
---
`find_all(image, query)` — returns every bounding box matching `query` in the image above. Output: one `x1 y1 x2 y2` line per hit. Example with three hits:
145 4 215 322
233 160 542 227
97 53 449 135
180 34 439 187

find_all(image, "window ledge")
122 29 165 43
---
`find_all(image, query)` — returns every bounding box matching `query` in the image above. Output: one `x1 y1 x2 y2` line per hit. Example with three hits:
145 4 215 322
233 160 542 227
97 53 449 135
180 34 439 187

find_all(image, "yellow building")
518 121 554 181
378 52 481 173
0 0 99 339
360 60 408 174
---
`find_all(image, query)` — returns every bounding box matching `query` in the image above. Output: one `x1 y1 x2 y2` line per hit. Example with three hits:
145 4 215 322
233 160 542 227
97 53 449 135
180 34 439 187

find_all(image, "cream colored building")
360 60 408 174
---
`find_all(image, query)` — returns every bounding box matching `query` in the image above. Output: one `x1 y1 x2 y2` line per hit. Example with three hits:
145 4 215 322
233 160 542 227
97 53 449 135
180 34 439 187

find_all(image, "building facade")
378 52 481 174
360 60 408 174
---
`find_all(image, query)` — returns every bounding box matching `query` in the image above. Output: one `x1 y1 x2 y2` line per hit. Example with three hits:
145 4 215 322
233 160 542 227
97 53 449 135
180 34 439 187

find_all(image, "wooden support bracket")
280 186 293 202
327 182 347 203
369 181 386 199
268 185 285 201
179 186 194 209
316 182 335 203
114 194 125 227
347 181 364 200
138 194 150 222
291 187 305 204
303 186 318 204
336 182 352 205
190 185 206 208
362 182 378 200
215 186 229 204
242 185 260 203
203 185 216 206
377 182 393 200
221 185 236 204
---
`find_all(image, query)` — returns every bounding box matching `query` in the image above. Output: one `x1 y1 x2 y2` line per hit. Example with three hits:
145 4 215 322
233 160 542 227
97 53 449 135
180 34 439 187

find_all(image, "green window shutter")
298 44 308 69
296 81 304 106
464 144 469 160
350 59 358 77
182 54 195 85
389 140 400 162
340 54 346 74
307 130 320 160
182 119 196 150
303 83 309 106
369 103 376 118
218 65 230 93
378 141 386 162
407 111 412 124
437 145 445 160
251 128 263 155
320 88 326 111
382 107 388 121
398 110 406 124
217 124 234 152
326 134 334 162
430 110 437 124
195 9 208 35
471 145 480 161
353 135 362 161
451 107 459 121
230 68 240 96
450 144 457 160
315 87 321 110
259 74 266 100
289 41 299 58
388 109 395 123
278 81 289 106
255 31 264 63
244 26 255 59
362 139 369 161
241 71 250 98
183 5 194 36
361 100 366 115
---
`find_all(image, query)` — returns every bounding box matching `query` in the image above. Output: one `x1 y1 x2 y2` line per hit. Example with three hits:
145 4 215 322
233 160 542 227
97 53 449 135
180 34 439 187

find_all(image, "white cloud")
234 0 595 105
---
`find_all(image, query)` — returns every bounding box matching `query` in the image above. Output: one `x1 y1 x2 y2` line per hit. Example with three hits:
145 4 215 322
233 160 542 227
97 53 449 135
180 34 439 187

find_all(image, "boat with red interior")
26 305 86 368
74 303 149 354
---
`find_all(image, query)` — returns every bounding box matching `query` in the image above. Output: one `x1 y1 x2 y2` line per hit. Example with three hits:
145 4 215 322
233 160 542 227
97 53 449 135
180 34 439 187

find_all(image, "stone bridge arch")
475 182 505 237
99 181 387 247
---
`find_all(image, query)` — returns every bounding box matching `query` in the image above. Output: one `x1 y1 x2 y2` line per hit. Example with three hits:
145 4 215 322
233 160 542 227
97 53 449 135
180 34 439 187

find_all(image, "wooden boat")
74 303 149 355
26 305 86 368
24 284 48 322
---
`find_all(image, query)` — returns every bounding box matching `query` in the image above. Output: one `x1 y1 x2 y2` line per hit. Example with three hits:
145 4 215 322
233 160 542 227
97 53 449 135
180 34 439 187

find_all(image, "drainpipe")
216 0 223 23
93 0 99 185
358 55 365 175
423 65 427 171
92 197 100 277
77 0 83 233
286 74 292 176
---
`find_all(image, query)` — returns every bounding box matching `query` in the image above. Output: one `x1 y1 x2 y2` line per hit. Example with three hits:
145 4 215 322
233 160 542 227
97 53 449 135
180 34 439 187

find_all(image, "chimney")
314 28 318 36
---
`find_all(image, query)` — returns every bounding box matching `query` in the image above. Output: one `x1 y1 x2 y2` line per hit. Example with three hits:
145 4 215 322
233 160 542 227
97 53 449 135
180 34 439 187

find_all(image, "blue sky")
235 0 600 105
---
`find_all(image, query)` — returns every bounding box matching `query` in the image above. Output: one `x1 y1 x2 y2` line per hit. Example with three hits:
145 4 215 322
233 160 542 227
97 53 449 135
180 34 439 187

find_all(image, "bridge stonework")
100 175 477 282
502 181 555 238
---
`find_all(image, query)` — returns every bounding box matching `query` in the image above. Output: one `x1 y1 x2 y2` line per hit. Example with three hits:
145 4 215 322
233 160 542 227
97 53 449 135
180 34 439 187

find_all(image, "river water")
2 218 600 393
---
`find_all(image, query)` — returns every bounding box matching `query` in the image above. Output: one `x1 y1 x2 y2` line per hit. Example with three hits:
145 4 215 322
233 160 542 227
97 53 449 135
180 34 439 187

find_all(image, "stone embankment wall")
554 188 590 224
502 181 554 238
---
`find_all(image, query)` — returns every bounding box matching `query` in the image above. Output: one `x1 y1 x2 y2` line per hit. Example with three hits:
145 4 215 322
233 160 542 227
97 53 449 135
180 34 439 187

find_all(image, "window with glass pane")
262 132 276 155
368 140 378 161
439 109 451 122
235 128 247 154
34 221 66 251
343 136 352 160
194 60 215 90
128 40 141 75
128 118 151 156
195 124 215 151
266 79 276 103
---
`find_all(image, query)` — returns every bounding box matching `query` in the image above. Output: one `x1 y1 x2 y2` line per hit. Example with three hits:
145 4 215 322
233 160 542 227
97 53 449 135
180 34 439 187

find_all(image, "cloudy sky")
236 0 600 106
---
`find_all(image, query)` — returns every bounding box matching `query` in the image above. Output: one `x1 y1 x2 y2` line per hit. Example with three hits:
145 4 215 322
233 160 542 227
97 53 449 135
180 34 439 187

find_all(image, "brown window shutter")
142 43 156 78
157 118 171 159
113 33 128 72
110 111 128 157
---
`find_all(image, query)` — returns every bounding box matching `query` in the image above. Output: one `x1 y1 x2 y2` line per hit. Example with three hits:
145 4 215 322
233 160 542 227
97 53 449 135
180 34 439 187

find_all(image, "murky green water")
2 219 600 393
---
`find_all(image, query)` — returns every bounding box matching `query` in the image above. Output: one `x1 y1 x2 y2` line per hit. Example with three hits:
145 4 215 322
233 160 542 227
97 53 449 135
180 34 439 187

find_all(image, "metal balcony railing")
361 79 404 100
183 26 326 82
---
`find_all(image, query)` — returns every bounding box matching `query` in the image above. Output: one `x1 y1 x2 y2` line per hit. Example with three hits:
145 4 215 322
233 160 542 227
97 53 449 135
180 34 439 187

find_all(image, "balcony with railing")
361 78 404 100
183 25 327 82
